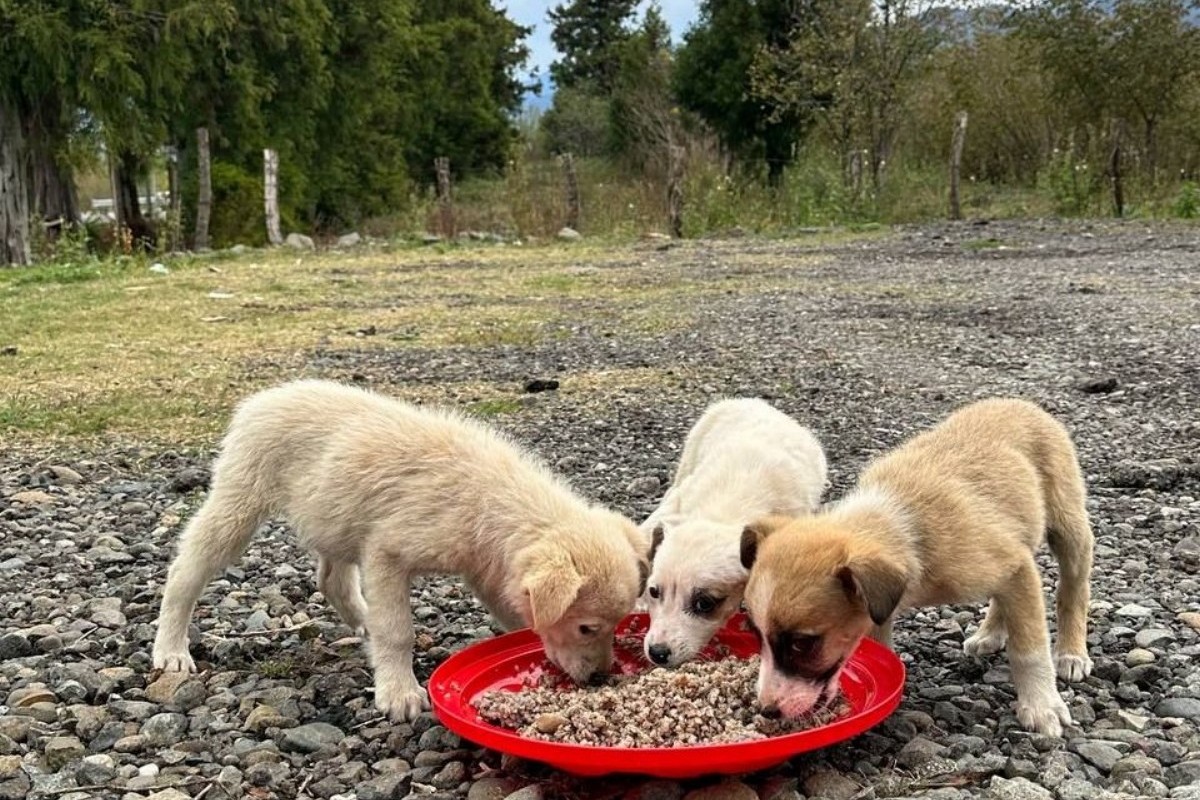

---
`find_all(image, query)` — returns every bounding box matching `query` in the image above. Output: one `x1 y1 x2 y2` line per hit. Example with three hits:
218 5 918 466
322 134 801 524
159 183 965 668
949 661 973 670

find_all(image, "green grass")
466 398 524 417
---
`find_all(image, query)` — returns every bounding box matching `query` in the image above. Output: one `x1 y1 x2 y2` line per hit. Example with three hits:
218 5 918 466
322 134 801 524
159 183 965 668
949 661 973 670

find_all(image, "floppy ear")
836 557 908 626
739 515 792 570
519 543 585 631
637 557 651 596
648 523 665 563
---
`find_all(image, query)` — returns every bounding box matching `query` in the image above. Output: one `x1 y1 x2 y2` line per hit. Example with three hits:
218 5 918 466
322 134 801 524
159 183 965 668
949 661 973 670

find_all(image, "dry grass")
0 233 868 446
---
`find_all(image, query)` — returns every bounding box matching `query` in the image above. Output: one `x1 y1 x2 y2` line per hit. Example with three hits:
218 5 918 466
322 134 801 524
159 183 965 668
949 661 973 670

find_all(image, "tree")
608 5 679 167
674 0 806 184
547 0 638 92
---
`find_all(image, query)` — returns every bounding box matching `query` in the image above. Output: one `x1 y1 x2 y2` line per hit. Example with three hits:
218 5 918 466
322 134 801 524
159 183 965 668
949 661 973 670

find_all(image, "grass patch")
0 234 870 445
466 398 524 417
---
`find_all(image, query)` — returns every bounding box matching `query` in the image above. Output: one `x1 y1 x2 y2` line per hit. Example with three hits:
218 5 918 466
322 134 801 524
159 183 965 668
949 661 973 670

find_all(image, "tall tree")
547 0 638 92
674 0 807 184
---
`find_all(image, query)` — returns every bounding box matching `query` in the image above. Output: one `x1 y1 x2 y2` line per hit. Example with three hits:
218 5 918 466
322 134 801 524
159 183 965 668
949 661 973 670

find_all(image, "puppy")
641 398 827 666
740 398 1094 737
152 379 648 722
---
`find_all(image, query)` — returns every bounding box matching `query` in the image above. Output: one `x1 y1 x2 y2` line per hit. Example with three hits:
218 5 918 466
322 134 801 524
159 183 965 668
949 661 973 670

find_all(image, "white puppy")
641 398 827 666
152 380 648 722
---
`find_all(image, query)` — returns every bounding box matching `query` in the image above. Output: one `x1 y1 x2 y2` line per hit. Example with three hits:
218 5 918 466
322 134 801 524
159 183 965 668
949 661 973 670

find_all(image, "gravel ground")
2 219 1199 800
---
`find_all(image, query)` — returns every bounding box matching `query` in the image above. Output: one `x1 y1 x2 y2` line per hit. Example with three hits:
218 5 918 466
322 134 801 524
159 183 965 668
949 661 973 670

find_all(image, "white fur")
151 380 646 722
642 398 828 665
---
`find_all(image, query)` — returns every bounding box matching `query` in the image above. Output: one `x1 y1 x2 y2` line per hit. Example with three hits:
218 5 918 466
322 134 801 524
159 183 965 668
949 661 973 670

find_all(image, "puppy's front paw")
963 627 1007 657
375 682 429 722
1054 652 1093 682
152 647 196 673
1016 696 1072 737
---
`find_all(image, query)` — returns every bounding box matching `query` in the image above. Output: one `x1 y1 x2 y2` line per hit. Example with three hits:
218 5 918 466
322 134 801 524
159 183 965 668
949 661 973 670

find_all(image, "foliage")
547 0 638 92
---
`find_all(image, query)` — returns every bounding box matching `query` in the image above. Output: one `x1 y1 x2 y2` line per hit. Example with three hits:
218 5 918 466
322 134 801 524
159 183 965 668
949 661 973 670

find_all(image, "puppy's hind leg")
964 599 1008 656
997 556 1072 737
1045 476 1094 682
153 485 268 672
362 547 428 722
317 556 369 636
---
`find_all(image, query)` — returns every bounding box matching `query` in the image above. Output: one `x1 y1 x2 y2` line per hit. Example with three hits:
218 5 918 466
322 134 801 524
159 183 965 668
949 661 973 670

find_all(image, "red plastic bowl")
429 612 905 778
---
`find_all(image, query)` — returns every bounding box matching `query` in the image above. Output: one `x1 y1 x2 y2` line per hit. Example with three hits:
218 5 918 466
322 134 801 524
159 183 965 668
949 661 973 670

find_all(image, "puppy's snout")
648 643 672 665
586 669 608 686
760 703 782 720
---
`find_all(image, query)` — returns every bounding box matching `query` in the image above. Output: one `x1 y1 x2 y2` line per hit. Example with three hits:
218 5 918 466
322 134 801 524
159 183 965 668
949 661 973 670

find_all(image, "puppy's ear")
637 556 651 596
519 543 584 631
649 523 665 563
836 557 908 626
739 515 792 570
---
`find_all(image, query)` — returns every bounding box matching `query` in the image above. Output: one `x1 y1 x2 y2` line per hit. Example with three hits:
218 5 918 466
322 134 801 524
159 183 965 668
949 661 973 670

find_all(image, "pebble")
802 770 859 800
987 776 1053 800
43 736 86 770
682 780 757 800
142 713 190 746
1155 697 1200 720
1070 740 1123 773
1135 628 1176 648
282 722 345 753
1126 647 1157 666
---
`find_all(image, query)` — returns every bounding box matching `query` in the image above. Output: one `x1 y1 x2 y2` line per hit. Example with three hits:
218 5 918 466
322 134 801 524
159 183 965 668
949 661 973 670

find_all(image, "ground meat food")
472 656 851 748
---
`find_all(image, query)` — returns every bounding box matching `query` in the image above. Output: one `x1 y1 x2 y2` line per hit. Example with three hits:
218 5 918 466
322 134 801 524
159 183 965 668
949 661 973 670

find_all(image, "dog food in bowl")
472 654 850 748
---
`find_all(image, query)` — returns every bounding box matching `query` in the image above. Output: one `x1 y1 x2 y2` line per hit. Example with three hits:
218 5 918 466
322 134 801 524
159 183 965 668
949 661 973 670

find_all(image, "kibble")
473 655 850 748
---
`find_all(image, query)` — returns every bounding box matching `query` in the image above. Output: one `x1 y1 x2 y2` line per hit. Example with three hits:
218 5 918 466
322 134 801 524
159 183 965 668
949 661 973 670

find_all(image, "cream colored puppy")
641 398 827 667
740 398 1094 737
152 380 648 722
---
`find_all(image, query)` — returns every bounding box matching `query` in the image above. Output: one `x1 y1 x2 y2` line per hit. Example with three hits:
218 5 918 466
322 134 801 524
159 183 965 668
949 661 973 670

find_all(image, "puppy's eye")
578 624 599 636
648 586 661 600
789 633 820 657
690 593 722 616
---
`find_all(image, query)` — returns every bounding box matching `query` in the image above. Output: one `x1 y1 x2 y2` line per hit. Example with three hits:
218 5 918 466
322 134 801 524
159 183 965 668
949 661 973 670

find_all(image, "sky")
500 1 701 108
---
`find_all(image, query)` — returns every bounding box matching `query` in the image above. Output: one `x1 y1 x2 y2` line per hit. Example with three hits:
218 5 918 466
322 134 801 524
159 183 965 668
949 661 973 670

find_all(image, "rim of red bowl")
428 613 905 778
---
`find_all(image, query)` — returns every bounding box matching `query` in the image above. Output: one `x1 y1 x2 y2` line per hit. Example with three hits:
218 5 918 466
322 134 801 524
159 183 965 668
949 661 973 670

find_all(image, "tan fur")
742 398 1094 736
152 380 648 722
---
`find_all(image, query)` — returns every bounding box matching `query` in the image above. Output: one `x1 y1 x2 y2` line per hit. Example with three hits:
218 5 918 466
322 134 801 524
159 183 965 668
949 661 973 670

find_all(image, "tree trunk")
263 148 282 245
434 156 454 238
28 139 78 231
0 98 32 266
166 146 181 252
194 127 212 251
561 152 581 232
1109 121 1125 219
115 152 151 246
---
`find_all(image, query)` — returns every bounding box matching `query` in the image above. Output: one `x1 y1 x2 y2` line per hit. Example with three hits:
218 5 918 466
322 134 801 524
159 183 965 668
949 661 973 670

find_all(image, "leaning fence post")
434 157 454 238
264 148 283 245
562 152 581 231
949 111 968 221
668 144 685 238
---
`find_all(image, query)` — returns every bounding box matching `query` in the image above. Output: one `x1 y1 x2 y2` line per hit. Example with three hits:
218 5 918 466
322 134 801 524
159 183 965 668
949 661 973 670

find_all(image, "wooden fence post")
849 149 864 202
434 157 454 238
108 148 124 234
1109 121 1125 218
948 111 968 221
561 152 581 231
165 145 181 252
668 144 685 238
194 127 212 251
264 148 283 245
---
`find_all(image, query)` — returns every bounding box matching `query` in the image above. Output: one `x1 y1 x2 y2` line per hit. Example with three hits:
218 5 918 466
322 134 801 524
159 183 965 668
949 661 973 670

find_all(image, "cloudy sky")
501 1 700 106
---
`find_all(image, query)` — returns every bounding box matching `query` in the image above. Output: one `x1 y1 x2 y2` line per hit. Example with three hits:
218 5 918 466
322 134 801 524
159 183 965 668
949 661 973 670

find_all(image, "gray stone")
76 753 117 784
986 776 1053 800
1115 604 1153 618
682 780 757 800
1055 777 1102 800
49 465 84 484
556 227 582 241
802 770 860 800
336 232 362 248
622 780 684 800
625 476 661 496
285 232 315 250
1126 648 1157 666
432 761 466 789
44 736 86 770
356 773 410 800
0 634 33 660
0 717 32 743
141 712 189 746
1116 710 1151 731
897 735 949 769
1111 754 1163 778
281 722 345 753
1156 698 1200 720
1135 628 1176 648
469 777 524 800
504 786 546 800
1165 761 1200 788
1071 740 1123 772
246 760 290 787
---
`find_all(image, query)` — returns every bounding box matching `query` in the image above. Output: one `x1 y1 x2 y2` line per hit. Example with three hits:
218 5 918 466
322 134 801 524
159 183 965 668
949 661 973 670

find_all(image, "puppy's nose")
586 669 608 686
648 643 671 665
760 703 782 719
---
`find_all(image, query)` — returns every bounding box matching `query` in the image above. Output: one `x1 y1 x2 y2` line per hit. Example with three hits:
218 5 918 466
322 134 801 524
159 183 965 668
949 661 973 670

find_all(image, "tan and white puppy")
641 398 827 667
152 380 648 722
739 398 1094 737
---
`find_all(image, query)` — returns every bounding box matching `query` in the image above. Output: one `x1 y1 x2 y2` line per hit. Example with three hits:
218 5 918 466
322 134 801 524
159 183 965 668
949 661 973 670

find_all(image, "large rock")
1156 698 1200 720
281 722 345 753
556 227 582 241
336 232 362 248
285 232 315 250
986 776 1053 800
